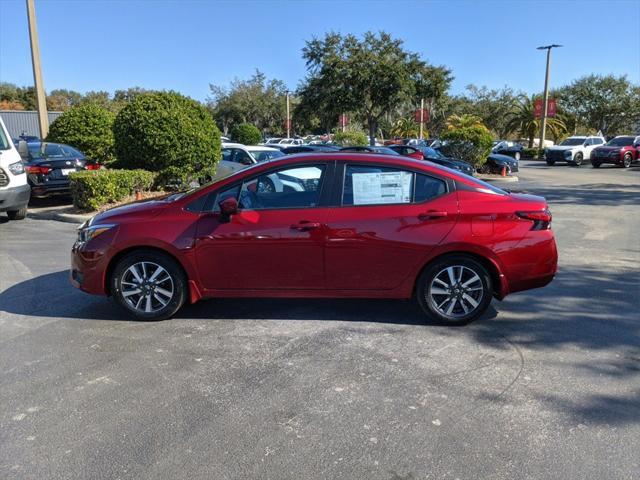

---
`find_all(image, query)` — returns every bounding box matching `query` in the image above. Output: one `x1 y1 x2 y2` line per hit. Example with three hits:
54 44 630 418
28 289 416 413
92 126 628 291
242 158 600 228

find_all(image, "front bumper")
591 152 622 165
0 184 31 212
70 240 112 296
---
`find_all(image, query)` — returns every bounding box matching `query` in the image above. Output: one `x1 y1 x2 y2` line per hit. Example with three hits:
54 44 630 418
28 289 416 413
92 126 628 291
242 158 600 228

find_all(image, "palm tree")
505 95 566 147
446 114 484 130
390 117 419 138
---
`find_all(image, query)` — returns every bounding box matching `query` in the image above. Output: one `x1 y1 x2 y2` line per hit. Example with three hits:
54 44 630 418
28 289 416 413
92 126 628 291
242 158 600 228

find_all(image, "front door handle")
418 211 448 221
291 221 322 231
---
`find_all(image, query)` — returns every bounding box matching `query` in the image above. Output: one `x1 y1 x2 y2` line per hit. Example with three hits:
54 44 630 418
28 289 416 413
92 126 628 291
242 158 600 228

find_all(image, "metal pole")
539 48 551 153
419 98 424 139
286 91 290 138
26 0 49 139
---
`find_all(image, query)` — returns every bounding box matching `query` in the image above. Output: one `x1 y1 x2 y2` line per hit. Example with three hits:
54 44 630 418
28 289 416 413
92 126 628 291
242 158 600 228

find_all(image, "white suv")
544 135 606 166
0 117 30 220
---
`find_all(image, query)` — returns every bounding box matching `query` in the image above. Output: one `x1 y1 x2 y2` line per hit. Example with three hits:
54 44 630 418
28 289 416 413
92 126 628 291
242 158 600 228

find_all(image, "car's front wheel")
591 160 601 168
416 255 492 326
546 159 555 166
110 250 187 320
622 153 632 168
573 152 583 166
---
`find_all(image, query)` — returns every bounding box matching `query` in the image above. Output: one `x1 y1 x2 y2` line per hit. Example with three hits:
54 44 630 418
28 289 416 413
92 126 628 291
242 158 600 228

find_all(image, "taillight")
85 163 102 171
516 209 552 230
25 165 52 175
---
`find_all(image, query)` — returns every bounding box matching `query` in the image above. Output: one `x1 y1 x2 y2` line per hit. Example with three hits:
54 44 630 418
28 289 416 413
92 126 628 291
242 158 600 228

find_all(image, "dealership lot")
1 161 639 479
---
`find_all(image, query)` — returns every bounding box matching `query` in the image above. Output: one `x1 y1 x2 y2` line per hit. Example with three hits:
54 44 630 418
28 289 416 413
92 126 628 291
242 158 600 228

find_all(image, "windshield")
560 138 585 146
0 124 10 150
422 147 443 158
606 136 634 147
373 147 400 155
251 150 285 162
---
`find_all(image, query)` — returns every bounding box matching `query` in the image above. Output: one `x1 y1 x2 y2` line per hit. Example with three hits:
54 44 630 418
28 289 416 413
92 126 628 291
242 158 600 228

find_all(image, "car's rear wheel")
573 152 583 166
546 159 555 166
622 153 632 168
591 160 601 168
6 207 27 220
416 255 492 326
110 250 186 321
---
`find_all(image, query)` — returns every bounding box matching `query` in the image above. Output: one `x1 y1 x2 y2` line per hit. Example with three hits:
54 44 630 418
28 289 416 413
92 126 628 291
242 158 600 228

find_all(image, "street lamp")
537 44 562 153
285 90 290 138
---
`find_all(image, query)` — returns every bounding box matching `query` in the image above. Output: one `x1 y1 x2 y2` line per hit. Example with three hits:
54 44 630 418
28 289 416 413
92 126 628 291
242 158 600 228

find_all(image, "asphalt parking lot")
1 160 639 480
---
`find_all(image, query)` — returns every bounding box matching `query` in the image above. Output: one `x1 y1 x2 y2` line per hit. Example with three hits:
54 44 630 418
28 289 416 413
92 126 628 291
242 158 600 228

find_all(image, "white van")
0 117 30 220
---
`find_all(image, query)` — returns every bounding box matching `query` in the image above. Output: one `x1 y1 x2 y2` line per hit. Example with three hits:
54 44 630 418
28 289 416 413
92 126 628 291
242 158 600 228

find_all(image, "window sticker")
352 171 412 205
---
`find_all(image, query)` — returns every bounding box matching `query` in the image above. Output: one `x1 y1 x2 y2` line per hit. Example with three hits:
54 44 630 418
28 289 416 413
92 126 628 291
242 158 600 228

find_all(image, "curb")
28 209 91 224
476 174 519 183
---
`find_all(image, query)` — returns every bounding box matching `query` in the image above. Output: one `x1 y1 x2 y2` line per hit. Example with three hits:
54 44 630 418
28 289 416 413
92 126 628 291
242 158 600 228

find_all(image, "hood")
547 145 576 151
89 198 170 225
488 154 517 164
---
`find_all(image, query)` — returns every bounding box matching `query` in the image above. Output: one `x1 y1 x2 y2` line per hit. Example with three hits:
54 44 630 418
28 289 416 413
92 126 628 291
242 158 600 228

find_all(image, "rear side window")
342 165 446 206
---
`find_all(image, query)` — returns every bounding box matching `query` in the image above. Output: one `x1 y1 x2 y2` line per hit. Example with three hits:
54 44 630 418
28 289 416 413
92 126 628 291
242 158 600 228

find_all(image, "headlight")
77 223 116 243
8 161 25 175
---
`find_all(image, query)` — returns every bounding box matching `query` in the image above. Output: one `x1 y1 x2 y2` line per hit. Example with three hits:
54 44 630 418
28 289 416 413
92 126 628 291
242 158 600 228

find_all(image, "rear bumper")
500 232 558 296
0 184 31 212
30 181 71 198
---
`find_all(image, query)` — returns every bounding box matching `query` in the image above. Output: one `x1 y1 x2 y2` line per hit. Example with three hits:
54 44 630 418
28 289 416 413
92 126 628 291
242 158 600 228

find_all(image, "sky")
1 0 639 102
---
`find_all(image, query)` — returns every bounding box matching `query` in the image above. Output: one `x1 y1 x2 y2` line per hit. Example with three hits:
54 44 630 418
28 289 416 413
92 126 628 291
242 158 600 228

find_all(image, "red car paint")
71 154 557 307
591 136 639 167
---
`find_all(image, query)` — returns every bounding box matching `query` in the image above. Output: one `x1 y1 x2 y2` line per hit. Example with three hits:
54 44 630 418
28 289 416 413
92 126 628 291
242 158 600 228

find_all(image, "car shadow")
510 183 640 206
0 269 497 326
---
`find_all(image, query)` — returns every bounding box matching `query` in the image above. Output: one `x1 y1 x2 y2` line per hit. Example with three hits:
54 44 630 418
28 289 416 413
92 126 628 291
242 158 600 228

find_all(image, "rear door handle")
418 211 448 221
291 221 322 231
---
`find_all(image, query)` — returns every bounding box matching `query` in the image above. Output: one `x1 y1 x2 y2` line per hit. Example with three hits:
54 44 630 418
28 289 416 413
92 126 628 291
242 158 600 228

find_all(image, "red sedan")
71 154 557 325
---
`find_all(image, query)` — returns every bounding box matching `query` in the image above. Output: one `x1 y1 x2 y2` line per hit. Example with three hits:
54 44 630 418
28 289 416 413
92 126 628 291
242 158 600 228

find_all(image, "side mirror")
17 140 29 160
218 196 238 222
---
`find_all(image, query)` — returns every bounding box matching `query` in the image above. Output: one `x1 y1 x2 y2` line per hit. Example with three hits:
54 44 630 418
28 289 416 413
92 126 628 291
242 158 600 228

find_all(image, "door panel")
195 208 328 290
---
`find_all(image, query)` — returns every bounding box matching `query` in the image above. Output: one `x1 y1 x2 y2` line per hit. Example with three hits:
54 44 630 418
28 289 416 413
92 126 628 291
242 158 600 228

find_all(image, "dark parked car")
388 145 424 160
492 140 524 160
340 146 400 155
421 147 474 176
23 142 98 198
71 153 557 325
282 145 341 154
481 154 519 175
590 136 640 168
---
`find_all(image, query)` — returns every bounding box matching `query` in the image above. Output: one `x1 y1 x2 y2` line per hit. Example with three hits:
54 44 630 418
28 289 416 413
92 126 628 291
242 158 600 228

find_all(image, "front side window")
342 165 446 206
210 165 326 212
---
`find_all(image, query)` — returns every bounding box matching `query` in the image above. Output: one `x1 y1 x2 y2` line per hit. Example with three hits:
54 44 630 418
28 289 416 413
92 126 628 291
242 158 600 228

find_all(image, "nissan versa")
71 154 558 325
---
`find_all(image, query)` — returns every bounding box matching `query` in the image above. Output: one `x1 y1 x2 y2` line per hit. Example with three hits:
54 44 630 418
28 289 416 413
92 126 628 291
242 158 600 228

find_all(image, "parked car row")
544 135 640 168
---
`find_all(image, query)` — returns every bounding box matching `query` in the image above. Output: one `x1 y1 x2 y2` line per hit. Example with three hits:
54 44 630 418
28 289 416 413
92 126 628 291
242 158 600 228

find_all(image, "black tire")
546 159 555 166
622 153 632 168
416 255 492 326
573 152 583 166
591 160 601 168
7 207 27 220
110 250 187 321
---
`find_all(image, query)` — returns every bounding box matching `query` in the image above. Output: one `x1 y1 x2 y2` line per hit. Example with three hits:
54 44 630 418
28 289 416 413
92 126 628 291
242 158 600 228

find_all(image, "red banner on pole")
284 119 291 131
414 109 429 123
534 99 543 119
547 99 557 117
339 114 349 128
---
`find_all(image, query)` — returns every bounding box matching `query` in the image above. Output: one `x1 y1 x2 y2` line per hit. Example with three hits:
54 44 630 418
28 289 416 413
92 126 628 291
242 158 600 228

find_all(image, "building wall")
0 110 63 139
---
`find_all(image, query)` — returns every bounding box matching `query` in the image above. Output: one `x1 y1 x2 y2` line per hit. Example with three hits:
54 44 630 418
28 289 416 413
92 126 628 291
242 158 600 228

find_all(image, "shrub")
440 125 494 167
332 130 368 147
522 147 539 159
231 123 262 145
46 103 116 163
154 165 217 191
69 169 156 211
113 91 221 172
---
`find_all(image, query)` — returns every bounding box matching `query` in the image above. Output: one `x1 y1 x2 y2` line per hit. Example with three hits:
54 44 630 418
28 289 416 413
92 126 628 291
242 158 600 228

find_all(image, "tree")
555 75 640 136
446 114 485 130
505 95 566 147
300 31 452 145
333 129 368 146
391 118 419 138
46 89 83 111
208 71 288 135
231 123 262 145
47 103 116 163
460 85 521 138
113 91 221 176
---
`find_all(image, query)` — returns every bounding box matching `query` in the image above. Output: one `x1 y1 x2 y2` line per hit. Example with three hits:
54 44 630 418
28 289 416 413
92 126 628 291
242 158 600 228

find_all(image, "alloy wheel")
120 261 174 313
623 154 632 168
428 265 484 319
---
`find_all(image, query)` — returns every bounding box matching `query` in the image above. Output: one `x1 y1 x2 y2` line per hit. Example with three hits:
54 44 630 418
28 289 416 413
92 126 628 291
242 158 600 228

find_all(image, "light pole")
26 0 49 139
537 44 562 154
285 91 290 138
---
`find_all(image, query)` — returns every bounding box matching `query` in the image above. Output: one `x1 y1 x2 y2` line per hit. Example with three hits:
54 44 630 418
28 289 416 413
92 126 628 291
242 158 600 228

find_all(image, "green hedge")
522 148 540 159
440 125 494 167
154 165 217 191
69 169 156 211
231 123 262 145
333 130 368 146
